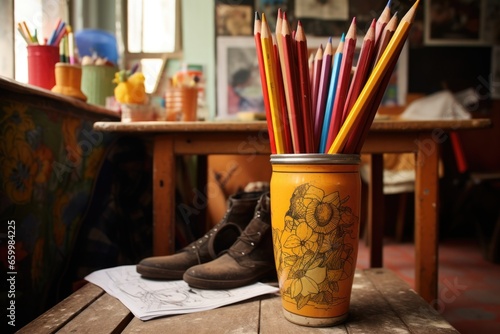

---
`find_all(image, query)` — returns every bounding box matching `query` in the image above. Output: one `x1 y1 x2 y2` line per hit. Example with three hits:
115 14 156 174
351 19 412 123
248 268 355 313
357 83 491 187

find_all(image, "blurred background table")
93 118 491 303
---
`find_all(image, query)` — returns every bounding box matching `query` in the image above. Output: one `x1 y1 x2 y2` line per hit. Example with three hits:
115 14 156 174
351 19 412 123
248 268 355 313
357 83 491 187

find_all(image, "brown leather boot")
136 191 264 279
183 192 275 289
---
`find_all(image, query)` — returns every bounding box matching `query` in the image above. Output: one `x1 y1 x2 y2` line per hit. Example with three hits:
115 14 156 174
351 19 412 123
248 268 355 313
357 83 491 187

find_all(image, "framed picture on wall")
424 0 488 45
216 36 264 119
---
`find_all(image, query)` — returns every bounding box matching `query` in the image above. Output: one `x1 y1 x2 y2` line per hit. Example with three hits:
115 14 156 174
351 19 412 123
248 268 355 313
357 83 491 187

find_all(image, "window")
124 0 181 93
3 0 181 94
7 0 68 83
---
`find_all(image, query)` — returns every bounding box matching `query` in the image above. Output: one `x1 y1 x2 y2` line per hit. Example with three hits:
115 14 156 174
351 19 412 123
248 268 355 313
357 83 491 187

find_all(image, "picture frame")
424 0 488 46
216 36 264 119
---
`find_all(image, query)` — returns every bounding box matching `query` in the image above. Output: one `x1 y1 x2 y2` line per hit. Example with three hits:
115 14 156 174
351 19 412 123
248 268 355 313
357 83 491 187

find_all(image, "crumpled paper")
363 90 471 193
400 90 471 120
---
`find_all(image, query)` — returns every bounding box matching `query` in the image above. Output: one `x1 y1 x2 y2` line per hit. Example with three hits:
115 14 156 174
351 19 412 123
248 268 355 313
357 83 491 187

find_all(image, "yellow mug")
270 153 361 327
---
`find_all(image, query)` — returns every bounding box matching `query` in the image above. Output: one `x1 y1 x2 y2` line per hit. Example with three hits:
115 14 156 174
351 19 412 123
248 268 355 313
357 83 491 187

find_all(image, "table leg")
414 133 439 303
153 135 176 255
368 154 384 267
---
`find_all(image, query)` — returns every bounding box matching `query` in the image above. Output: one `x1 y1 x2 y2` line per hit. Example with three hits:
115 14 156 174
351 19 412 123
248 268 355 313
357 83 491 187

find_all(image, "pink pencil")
313 37 333 151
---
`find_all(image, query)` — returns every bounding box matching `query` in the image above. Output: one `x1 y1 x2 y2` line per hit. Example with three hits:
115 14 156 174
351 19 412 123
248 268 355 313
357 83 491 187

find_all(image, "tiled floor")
356 237 500 334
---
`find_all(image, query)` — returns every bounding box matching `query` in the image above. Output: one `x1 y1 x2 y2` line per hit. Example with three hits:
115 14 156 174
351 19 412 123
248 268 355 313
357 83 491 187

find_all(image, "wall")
181 0 216 119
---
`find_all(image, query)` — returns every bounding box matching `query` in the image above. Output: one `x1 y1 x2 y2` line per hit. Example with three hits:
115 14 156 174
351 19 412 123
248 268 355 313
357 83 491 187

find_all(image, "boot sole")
136 264 185 280
183 269 275 290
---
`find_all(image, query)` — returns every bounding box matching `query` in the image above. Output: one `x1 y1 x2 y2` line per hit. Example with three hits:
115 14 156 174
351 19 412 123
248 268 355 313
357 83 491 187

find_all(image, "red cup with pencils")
27 45 59 90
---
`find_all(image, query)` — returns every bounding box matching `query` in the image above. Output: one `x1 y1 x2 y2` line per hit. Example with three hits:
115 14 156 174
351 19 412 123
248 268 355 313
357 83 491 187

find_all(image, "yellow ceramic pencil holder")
270 153 361 327
51 63 87 101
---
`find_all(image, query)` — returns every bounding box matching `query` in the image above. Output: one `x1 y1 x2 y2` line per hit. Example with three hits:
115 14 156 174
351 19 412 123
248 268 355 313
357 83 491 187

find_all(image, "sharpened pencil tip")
340 33 345 42
255 11 260 21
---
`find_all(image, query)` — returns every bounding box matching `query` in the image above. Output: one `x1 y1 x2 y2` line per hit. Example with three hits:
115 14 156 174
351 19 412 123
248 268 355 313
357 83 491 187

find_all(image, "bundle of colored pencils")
254 0 420 155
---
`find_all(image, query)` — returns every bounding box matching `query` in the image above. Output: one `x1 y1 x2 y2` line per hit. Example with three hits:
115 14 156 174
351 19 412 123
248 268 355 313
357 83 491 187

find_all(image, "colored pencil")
343 13 399 154
327 0 420 154
373 13 399 67
274 32 293 153
348 14 400 154
281 12 304 152
319 34 344 153
261 13 285 154
342 19 376 124
295 21 315 153
375 0 392 44
48 19 62 45
17 23 32 45
313 37 333 151
22 21 34 44
325 17 357 149
254 12 277 154
275 9 293 153
311 45 323 122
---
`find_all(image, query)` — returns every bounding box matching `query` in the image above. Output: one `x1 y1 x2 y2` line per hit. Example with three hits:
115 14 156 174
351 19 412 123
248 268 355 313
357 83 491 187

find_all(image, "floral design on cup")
273 183 359 310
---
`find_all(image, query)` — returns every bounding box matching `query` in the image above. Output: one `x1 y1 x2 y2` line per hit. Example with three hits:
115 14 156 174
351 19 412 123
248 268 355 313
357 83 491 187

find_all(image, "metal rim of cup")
270 153 360 165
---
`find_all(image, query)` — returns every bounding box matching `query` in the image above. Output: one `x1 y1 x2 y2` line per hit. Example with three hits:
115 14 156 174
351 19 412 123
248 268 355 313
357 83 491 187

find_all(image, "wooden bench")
18 269 459 333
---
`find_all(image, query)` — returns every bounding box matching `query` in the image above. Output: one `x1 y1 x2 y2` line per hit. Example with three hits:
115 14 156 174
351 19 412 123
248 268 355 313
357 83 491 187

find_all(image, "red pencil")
325 17 357 150
281 13 304 152
313 37 333 151
346 14 400 154
254 12 276 154
295 21 315 153
342 19 376 124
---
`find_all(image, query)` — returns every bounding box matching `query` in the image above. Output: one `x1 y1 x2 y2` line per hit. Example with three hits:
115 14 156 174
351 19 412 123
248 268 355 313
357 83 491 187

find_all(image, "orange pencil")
281 13 304 152
325 17 356 149
261 13 285 153
254 12 276 154
328 0 420 154
295 21 315 153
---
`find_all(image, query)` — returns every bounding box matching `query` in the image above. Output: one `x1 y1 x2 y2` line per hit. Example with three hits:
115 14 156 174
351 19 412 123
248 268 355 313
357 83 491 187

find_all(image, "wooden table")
93 119 490 303
17 268 459 334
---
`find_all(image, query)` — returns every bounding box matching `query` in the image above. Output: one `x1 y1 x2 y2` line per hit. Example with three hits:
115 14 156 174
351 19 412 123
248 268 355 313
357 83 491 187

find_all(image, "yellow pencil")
261 13 284 153
327 0 420 154
22 21 35 43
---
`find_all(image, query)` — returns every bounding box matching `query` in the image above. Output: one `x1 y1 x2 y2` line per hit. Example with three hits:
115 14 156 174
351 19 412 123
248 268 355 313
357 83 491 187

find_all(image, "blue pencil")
319 34 344 153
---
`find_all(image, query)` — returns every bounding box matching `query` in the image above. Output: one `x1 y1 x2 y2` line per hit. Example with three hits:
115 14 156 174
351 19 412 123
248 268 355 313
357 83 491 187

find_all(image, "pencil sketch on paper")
84 265 279 320
104 266 232 311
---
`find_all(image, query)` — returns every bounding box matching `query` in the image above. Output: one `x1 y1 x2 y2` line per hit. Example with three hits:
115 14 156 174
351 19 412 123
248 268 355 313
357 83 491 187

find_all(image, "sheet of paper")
294 0 349 20
85 265 279 321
